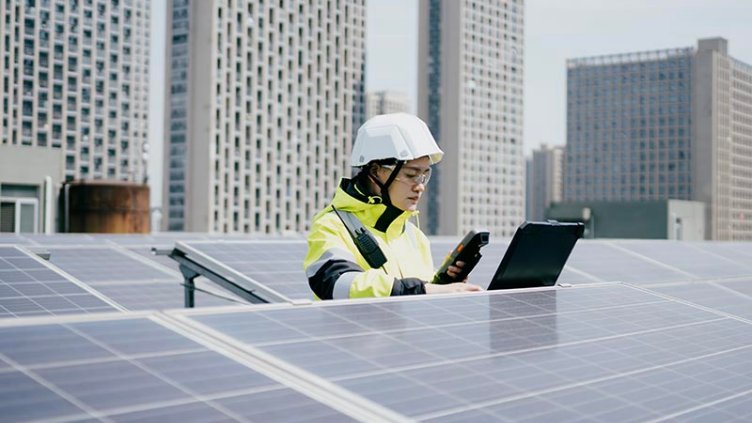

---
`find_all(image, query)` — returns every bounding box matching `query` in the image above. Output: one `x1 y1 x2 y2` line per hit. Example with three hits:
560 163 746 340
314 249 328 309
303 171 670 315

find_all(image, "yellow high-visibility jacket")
304 178 435 299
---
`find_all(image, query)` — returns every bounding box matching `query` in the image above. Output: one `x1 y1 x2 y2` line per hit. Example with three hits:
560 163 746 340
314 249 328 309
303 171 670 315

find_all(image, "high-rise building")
565 37 752 240
365 90 409 119
418 0 525 237
526 144 563 221
1 0 151 183
163 0 365 233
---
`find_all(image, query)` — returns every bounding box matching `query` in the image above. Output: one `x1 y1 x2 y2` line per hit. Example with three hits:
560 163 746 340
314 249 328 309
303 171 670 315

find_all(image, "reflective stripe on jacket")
304 178 435 299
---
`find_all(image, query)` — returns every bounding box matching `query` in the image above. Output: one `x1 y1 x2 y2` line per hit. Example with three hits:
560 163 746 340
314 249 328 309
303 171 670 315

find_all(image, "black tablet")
487 221 584 290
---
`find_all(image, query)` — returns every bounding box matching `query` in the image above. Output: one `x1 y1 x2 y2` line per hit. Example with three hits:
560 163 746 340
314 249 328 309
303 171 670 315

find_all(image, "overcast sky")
366 0 752 153
148 0 752 208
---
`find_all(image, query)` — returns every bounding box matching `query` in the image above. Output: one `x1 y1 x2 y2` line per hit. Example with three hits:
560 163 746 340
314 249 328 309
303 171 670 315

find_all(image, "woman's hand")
446 260 467 282
425 281 483 294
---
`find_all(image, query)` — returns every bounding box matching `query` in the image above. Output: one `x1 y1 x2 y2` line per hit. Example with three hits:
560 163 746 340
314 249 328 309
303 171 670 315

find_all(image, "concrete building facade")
565 37 752 240
418 0 525 237
526 144 563 221
1 0 151 183
546 199 705 241
0 144 62 233
163 0 366 233
365 90 409 119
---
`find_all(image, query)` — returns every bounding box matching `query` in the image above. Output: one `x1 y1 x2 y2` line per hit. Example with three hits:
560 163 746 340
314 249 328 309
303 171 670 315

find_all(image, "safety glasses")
382 165 432 185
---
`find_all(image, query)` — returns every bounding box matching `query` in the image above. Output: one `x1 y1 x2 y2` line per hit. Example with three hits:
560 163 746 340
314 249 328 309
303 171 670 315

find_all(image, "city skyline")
4 1 752 235
148 0 752 211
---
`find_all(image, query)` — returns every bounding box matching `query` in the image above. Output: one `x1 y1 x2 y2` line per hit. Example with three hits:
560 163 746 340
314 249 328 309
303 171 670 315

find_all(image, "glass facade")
565 50 693 202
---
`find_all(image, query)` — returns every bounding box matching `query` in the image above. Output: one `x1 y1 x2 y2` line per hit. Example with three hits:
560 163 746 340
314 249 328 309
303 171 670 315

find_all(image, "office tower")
526 144 564 221
418 0 525 237
365 90 409 119
566 37 752 240
1 0 151 183
163 0 365 233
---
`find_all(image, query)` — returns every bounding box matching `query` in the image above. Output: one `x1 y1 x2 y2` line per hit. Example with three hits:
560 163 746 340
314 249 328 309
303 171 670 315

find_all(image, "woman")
304 113 482 299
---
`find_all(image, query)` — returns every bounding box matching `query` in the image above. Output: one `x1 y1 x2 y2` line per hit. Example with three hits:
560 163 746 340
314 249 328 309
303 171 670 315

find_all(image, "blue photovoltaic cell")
0 317 356 422
186 284 752 422
0 247 116 318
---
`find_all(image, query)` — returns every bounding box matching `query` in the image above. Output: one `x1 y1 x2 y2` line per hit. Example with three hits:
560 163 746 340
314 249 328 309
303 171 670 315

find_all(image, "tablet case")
488 221 584 290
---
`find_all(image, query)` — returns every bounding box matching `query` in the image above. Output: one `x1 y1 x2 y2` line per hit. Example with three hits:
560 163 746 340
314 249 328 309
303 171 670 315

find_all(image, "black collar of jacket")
342 178 406 233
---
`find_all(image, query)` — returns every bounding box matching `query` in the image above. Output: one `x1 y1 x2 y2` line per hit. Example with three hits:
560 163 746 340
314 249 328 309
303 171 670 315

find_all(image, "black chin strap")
369 161 404 206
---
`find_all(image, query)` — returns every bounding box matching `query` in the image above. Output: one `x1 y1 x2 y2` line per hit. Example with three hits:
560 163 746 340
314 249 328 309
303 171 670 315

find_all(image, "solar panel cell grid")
185 285 752 421
0 318 357 422
0 247 116 318
47 247 175 284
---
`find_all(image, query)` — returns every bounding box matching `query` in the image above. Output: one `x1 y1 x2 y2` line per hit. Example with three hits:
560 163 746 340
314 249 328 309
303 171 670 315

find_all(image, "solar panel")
0 234 33 245
646 280 752 322
180 284 752 421
43 246 245 310
614 240 752 280
23 234 110 245
90 280 245 310
0 247 119 318
47 247 176 284
174 240 311 302
560 241 694 285
0 247 118 317
127 245 183 272
689 241 752 271
0 315 359 422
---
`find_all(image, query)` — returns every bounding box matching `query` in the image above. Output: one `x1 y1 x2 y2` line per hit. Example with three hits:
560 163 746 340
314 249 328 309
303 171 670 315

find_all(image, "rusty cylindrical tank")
61 181 150 233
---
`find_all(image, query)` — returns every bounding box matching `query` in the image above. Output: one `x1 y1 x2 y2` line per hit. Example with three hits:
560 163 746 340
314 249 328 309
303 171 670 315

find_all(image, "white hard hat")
351 113 444 167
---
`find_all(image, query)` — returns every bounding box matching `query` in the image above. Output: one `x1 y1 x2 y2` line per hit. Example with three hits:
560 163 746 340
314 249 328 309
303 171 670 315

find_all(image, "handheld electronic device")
487 221 584 290
433 229 490 284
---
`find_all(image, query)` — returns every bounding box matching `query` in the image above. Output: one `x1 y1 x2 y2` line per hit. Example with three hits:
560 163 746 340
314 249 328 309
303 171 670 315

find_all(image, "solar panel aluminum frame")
170 241 295 305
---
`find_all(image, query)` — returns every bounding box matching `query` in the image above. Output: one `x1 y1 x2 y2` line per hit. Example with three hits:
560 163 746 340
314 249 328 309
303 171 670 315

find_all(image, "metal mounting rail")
166 248 269 307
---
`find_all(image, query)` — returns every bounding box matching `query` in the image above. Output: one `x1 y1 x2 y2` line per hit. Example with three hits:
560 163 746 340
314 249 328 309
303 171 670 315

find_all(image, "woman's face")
374 156 432 212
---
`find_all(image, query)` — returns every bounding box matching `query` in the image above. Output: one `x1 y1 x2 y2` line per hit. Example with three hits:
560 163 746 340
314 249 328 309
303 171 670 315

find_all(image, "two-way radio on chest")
331 206 388 269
